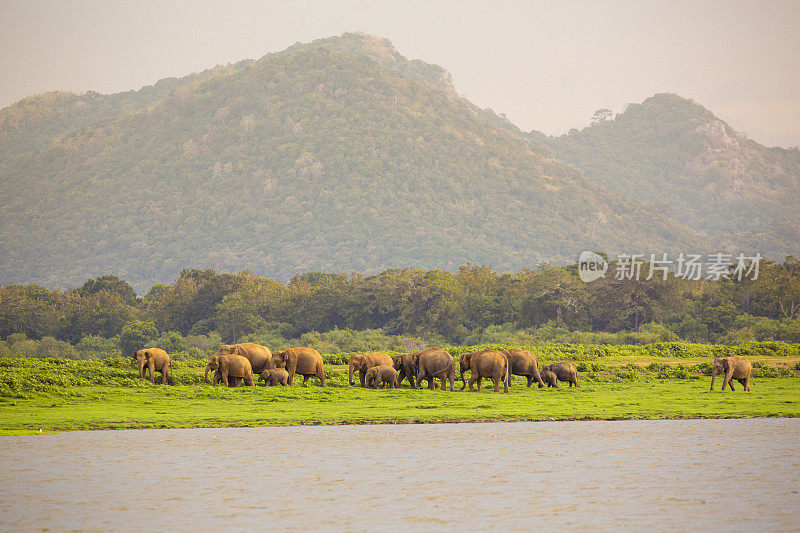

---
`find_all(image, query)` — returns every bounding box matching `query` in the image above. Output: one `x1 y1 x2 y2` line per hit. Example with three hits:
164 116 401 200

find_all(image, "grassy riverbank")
1 345 798 434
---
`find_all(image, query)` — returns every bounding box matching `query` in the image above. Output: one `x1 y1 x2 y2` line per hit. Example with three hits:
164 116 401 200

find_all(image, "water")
1 419 798 531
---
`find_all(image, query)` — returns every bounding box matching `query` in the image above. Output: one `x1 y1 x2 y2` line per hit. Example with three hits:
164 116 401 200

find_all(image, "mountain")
533 93 800 254
0 34 704 292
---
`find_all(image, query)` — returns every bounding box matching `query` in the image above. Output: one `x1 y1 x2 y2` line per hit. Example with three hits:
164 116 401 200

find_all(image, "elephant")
542 363 579 387
271 347 326 386
414 348 456 391
365 365 398 389
259 368 289 387
215 343 272 375
133 348 172 384
392 352 420 388
349 352 394 387
213 370 242 387
501 349 545 388
541 369 558 388
459 350 509 393
710 356 752 391
205 354 255 387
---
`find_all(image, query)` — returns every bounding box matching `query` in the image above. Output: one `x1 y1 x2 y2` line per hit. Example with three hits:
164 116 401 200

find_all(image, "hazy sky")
2 0 799 146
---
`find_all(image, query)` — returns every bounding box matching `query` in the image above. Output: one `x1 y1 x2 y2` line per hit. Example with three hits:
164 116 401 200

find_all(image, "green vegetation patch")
1 353 797 434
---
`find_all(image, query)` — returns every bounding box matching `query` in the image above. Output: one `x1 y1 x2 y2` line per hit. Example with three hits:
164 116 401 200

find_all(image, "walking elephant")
216 343 272 375
502 349 545 388
349 352 393 387
133 348 172 385
710 357 752 391
259 368 289 387
392 352 420 388
542 363 579 387
271 347 326 386
206 354 254 387
541 369 558 388
460 350 509 393
365 365 398 389
415 348 456 391
213 370 241 387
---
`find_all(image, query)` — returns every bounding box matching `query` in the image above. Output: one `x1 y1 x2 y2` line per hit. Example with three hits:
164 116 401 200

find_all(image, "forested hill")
533 93 800 256
0 34 703 292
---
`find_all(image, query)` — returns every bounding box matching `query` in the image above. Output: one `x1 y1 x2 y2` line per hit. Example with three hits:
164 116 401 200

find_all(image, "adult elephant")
460 350 509 393
710 357 752 391
542 363 579 387
206 354 254 387
133 348 172 385
502 349 545 388
216 343 272 375
349 352 393 387
271 347 326 386
414 348 456 391
392 352 420 388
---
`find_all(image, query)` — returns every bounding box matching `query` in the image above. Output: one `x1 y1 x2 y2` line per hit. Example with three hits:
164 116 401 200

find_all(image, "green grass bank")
1 342 798 434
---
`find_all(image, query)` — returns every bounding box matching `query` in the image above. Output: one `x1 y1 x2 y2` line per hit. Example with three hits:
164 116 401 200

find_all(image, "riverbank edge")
3 413 797 435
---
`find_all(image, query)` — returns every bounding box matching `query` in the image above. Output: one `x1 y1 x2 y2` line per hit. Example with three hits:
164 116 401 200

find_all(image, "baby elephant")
541 369 559 388
365 365 398 389
542 362 579 387
259 368 289 387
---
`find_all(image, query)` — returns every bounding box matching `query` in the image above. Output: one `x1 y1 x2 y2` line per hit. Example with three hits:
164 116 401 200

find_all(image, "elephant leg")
744 376 751 391
317 367 326 386
526 375 533 387
161 367 168 385
427 376 435 390
302 375 310 387
469 374 478 392
360 370 367 388
440 377 446 390
728 381 735 391
477 376 483 392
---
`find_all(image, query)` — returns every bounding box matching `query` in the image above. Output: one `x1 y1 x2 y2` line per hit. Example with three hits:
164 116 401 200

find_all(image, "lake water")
1 419 798 531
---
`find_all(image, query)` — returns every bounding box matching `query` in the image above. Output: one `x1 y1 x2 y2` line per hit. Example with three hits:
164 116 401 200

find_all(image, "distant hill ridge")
1 34 794 292
531 93 800 256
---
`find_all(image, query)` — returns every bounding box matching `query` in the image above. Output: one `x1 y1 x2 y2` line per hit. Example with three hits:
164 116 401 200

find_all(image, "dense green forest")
1 258 799 359
533 93 800 255
0 33 701 291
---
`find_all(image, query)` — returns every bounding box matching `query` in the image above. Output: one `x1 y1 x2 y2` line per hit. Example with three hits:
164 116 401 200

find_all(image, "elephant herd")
132 345 753 393
351 348 579 393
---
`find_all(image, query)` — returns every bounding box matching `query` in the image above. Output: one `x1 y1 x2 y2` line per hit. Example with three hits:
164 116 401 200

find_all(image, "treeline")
1 259 799 359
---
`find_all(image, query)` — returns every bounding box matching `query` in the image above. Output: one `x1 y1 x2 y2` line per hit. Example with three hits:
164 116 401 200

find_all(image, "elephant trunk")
204 363 212 383
349 360 356 386
533 361 545 388
710 370 716 391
